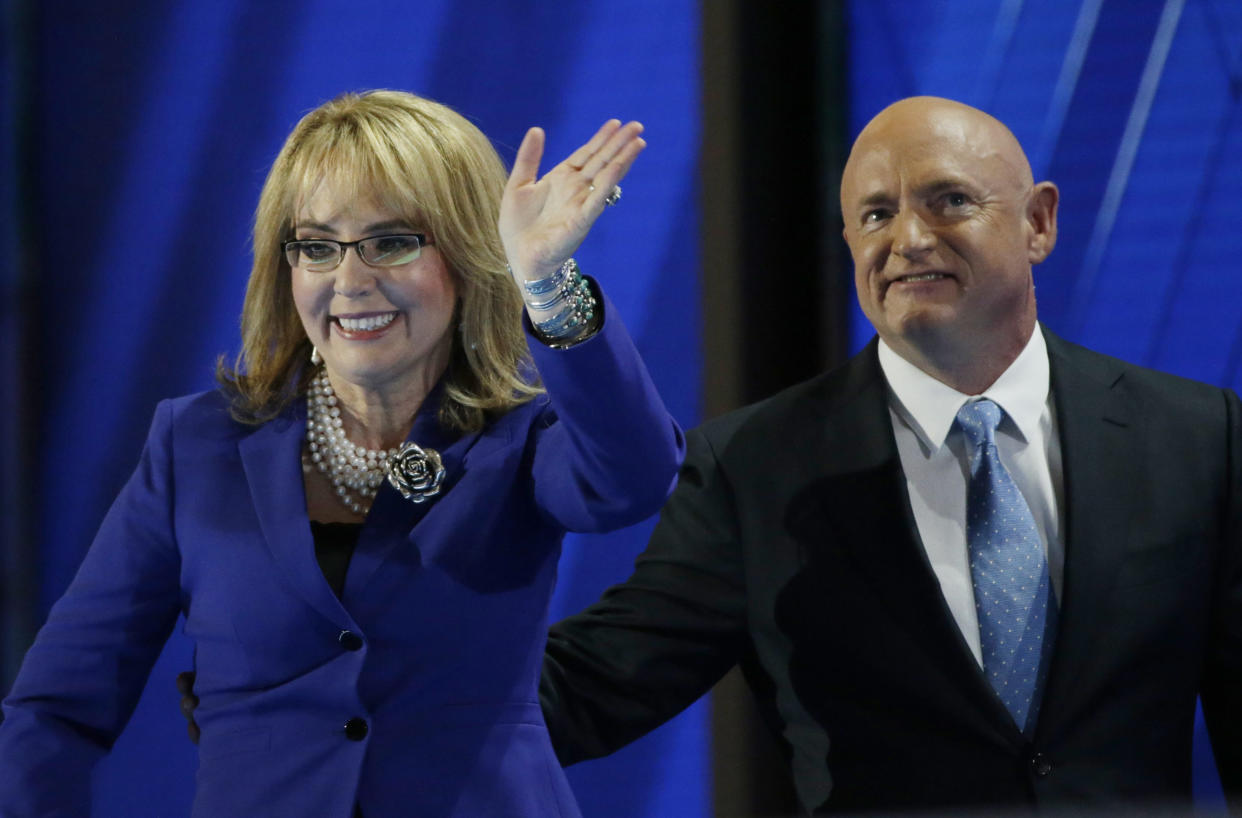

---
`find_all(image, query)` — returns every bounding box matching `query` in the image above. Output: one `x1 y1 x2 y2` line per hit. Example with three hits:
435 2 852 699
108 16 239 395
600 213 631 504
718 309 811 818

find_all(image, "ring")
604 185 622 207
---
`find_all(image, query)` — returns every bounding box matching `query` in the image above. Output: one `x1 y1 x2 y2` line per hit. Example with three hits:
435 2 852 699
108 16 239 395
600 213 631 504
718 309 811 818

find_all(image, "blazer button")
338 630 363 651
344 718 369 741
1030 752 1053 777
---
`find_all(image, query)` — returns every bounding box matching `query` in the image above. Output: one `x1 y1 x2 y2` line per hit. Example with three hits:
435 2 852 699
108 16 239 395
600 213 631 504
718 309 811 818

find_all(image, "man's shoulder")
1046 329 1235 411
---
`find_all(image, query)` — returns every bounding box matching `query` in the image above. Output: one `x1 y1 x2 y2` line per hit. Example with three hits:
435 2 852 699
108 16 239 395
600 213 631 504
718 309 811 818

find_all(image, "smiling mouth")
335 310 397 330
331 311 400 339
895 272 951 283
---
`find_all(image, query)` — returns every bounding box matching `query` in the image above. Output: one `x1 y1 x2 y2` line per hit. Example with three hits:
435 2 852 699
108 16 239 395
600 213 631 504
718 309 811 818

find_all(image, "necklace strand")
304 368 399 516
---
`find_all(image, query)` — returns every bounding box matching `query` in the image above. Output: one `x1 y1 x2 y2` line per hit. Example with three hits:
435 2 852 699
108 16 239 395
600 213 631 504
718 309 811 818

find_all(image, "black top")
310 521 363 598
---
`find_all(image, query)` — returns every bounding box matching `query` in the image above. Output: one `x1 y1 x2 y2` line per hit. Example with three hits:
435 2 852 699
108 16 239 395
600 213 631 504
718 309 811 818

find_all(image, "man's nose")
333 248 376 297
892 208 936 259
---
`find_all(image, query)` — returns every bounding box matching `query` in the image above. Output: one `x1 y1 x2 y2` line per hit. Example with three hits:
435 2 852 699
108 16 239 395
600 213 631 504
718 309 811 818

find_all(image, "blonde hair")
217 90 541 431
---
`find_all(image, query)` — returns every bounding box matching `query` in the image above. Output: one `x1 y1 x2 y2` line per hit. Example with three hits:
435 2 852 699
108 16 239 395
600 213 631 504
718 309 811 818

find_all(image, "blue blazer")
0 300 684 818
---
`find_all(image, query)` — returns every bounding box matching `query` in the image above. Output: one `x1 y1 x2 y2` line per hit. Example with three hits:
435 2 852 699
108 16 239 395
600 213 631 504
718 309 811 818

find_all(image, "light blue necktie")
956 399 1055 731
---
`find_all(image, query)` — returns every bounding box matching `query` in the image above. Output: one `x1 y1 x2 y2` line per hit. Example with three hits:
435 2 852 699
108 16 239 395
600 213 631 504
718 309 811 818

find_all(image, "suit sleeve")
540 424 746 763
0 401 182 816
1201 387 1242 806
524 284 685 533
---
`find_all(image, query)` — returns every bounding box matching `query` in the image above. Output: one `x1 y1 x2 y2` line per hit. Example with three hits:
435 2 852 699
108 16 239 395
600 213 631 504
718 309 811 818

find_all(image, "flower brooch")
385 442 447 503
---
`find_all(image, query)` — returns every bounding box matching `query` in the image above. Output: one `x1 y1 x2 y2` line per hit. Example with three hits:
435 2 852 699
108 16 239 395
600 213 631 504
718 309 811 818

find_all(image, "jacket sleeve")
539 424 745 763
524 284 685 533
0 400 183 816
1201 387 1242 808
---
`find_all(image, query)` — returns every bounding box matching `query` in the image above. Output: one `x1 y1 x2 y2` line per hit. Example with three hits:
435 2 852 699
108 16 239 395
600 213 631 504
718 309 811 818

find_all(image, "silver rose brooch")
386 442 447 503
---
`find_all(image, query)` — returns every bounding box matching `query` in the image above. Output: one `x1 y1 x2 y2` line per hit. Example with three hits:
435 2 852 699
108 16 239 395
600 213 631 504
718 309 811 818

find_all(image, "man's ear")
1027 181 1058 264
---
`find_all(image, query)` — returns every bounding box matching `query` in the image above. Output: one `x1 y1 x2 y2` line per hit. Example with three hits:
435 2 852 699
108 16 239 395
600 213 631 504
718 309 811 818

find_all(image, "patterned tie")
956 399 1055 731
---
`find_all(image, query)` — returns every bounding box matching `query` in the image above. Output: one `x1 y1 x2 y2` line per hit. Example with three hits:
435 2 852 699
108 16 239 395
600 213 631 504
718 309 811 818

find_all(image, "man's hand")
175 671 200 744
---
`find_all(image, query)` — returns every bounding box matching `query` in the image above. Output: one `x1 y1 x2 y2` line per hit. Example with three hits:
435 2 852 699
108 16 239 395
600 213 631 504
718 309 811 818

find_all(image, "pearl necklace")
304 368 399 516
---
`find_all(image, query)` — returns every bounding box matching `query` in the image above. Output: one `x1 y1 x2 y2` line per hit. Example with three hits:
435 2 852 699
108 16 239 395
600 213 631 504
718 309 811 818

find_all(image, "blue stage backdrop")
21 2 705 816
846 0 1242 807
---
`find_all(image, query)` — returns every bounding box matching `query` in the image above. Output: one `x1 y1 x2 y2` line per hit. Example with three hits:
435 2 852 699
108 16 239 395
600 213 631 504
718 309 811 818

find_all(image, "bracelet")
516 259 571 297
530 261 599 344
525 280 571 312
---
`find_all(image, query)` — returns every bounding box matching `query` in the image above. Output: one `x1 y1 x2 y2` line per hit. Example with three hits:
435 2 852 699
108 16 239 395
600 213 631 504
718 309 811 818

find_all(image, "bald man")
540 98 1242 813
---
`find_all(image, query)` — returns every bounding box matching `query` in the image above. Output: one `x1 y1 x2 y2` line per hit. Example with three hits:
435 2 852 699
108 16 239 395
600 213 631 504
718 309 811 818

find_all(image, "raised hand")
499 120 645 281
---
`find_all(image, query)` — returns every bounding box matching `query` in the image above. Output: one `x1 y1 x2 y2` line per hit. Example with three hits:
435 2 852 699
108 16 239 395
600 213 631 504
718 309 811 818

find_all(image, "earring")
310 346 322 366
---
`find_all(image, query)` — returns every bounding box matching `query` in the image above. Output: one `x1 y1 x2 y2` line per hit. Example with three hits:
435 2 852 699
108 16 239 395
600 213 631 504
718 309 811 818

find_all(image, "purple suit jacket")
0 297 683 817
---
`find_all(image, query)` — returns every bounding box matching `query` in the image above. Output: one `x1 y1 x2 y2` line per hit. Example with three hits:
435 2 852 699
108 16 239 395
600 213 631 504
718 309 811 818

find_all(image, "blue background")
4 0 1240 814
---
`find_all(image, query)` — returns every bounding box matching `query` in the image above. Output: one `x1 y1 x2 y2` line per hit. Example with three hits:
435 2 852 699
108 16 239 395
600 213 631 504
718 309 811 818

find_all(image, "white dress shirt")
877 329 1065 666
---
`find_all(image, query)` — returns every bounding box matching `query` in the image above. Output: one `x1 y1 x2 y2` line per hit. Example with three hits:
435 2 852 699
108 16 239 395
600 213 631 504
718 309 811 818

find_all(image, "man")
539 97 1242 813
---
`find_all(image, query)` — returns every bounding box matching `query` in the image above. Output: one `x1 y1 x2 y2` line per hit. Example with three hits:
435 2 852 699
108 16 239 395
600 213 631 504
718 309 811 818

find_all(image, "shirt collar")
877 327 1050 453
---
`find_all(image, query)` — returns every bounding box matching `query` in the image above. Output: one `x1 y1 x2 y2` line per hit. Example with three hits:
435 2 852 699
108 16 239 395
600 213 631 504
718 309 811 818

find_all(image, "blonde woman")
0 90 682 818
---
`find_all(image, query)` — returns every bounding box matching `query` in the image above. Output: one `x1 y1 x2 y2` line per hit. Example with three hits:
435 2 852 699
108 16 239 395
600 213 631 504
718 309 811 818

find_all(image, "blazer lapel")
785 342 1012 729
346 426 474 595
237 403 348 624
1037 329 1137 735
344 384 496 597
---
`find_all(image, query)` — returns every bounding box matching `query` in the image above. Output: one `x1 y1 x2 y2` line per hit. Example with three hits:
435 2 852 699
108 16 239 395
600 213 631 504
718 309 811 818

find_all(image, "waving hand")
499 120 645 281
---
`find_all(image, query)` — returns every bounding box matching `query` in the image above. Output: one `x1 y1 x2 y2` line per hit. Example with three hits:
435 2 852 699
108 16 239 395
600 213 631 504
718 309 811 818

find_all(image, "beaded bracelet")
533 266 596 340
515 258 599 346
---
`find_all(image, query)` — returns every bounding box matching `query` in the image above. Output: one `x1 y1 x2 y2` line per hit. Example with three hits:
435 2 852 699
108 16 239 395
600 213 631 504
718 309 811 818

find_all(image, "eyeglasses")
282 234 430 271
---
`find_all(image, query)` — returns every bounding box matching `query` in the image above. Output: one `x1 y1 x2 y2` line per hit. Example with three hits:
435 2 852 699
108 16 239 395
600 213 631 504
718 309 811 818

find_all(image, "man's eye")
943 192 969 208
863 209 891 224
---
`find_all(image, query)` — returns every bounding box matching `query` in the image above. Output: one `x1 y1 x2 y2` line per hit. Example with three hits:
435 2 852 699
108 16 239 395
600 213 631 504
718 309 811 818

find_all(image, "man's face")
840 100 1055 369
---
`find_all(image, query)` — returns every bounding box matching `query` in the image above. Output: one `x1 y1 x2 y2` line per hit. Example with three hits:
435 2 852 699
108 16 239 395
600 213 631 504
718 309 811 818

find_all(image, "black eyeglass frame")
281 233 431 271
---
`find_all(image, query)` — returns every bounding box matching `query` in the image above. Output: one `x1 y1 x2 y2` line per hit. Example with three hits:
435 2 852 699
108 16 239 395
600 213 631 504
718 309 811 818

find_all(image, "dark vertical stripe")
703 4 849 813
1 0 39 692
734 1 832 405
33 0 184 612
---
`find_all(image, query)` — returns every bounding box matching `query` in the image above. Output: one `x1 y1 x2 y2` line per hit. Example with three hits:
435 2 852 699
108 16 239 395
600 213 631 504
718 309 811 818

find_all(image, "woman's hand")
499 120 645 281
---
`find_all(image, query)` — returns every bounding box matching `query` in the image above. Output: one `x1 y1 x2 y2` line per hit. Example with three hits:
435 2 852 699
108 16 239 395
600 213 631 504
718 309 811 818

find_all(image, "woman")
0 91 683 817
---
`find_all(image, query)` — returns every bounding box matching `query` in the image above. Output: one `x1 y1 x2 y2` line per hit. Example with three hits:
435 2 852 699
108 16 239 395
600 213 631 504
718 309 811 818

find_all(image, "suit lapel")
1037 329 1137 735
236 382 505 616
344 373 537 601
785 342 1014 730
237 403 348 624
344 408 483 596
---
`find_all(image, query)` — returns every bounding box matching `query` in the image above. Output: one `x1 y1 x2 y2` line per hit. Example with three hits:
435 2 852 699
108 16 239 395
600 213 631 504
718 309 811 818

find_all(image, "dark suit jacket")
542 327 1242 814
0 302 684 818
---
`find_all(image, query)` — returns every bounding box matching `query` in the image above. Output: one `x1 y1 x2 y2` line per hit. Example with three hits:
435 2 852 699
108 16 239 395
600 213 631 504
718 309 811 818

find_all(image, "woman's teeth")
336 313 397 331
